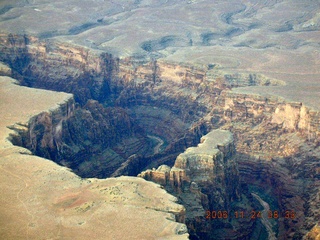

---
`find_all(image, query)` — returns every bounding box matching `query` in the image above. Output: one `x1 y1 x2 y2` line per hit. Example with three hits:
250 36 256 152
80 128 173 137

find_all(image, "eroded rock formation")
0 33 319 239
139 130 271 239
219 93 320 239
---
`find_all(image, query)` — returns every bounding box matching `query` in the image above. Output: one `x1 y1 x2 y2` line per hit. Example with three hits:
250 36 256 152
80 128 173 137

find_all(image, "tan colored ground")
0 0 318 109
0 76 188 240
164 46 320 110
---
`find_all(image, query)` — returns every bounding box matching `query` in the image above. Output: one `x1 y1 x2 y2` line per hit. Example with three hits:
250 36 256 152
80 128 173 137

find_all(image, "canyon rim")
0 0 319 239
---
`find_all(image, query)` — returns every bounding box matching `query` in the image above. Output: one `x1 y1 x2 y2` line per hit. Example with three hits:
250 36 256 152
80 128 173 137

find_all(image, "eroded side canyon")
0 34 319 239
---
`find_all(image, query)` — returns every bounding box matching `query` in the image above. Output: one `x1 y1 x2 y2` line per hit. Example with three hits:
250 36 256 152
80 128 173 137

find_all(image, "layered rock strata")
218 92 320 239
0 33 213 175
12 98 151 178
139 130 259 239
0 75 188 240
0 33 319 239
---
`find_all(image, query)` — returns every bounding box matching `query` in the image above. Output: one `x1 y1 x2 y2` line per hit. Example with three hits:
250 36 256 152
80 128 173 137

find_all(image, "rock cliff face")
218 92 320 239
0 33 319 239
0 33 118 104
10 96 154 178
140 130 239 198
139 130 252 239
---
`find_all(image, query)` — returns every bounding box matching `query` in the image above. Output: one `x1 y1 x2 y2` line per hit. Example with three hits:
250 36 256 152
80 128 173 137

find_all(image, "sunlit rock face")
140 130 251 239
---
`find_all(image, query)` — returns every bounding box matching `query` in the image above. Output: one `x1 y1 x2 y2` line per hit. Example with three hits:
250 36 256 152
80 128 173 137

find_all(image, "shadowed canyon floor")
0 0 320 239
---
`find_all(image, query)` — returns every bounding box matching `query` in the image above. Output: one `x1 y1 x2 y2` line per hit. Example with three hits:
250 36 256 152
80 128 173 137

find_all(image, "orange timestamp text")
205 210 296 220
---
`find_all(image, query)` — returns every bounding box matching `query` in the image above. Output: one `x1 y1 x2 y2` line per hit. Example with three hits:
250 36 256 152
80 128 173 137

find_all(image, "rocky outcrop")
11 98 152 178
0 33 113 104
218 91 320 239
139 130 258 239
221 92 320 142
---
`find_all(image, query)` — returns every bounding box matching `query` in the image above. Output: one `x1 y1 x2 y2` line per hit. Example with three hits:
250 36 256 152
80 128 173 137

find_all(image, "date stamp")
205 210 296 220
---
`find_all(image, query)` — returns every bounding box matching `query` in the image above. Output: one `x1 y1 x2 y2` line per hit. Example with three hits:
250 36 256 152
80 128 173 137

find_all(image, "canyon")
0 75 189 240
0 33 319 239
0 0 320 239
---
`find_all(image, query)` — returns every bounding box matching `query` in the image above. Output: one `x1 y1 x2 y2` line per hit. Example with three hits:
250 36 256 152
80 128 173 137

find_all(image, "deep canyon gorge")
0 0 320 239
0 33 319 239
